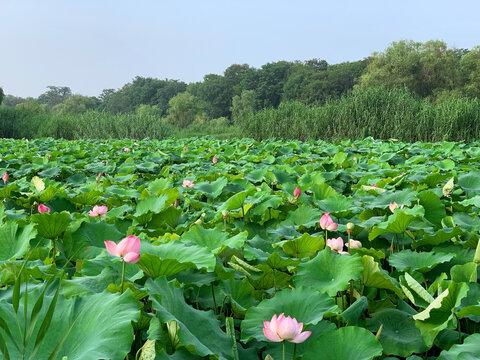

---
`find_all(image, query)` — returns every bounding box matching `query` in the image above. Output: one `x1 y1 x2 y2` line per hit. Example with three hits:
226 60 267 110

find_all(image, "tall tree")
166 92 207 128
187 74 232 119
231 90 256 126
461 46 480 98
38 86 72 107
0 87 4 105
53 95 100 114
256 61 295 108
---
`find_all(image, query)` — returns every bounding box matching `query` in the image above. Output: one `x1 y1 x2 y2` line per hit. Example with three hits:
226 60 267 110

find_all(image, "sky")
1 0 480 98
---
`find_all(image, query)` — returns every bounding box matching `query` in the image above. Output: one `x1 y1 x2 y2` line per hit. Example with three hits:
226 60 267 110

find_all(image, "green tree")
0 87 4 105
53 95 100 114
2 94 26 107
461 46 480 98
358 40 461 98
38 86 72 107
135 104 162 117
187 74 232 119
231 89 256 125
102 77 186 114
16 99 48 114
256 61 295 108
166 92 207 128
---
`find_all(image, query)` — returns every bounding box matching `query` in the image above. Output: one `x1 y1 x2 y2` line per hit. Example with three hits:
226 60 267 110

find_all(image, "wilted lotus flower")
327 237 344 252
293 187 301 199
38 204 51 214
346 239 362 249
182 179 195 188
104 235 141 264
212 156 218 164
320 213 338 231
2 172 8 184
89 205 108 217
389 202 404 213
263 313 312 343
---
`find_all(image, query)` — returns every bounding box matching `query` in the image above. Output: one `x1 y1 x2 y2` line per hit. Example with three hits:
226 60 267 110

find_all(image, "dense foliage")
0 137 479 359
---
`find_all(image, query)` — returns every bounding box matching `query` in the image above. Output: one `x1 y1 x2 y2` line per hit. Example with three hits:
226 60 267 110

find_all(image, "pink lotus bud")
182 179 195 188
104 235 141 263
263 313 312 343
89 205 108 217
353 156 357 162
212 156 218 164
2 172 8 184
293 187 301 199
48 154 52 158
319 212 338 231
346 239 362 249
38 204 51 214
183 146 187 151
326 237 344 252
372 184 377 188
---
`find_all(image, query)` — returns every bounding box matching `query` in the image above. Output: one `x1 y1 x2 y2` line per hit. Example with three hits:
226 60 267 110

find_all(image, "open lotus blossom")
182 179 195 188
293 187 301 199
48 154 52 158
346 239 362 249
263 313 312 343
389 202 405 213
89 205 108 217
212 156 218 164
320 212 338 231
327 237 344 252
104 235 141 263
124 147 130 152
2 172 8 184
38 204 51 214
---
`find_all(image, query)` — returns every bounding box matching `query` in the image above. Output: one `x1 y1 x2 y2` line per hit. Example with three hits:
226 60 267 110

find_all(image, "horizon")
1 0 480 98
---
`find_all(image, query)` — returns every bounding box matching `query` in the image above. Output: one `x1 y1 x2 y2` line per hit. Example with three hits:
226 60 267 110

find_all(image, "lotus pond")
0 137 479 360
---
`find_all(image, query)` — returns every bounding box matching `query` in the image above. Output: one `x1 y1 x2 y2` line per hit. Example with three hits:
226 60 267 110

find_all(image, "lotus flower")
346 239 362 249
327 237 344 252
89 205 108 217
2 172 8 184
263 313 312 343
182 179 195 188
320 213 338 231
104 235 141 263
38 204 50 214
124 147 130 152
183 146 187 151
372 184 377 187
389 202 404 213
48 154 52 158
293 187 301 199
212 156 218 164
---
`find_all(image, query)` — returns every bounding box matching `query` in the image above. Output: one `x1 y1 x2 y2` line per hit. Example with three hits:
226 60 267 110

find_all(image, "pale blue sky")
1 0 479 97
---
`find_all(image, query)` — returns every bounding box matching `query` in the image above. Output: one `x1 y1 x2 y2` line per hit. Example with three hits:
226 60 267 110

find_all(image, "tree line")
1 39 480 134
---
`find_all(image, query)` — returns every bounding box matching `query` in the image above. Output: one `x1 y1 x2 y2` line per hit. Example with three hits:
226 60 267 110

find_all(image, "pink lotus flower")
346 239 362 249
326 237 344 252
389 202 404 213
182 179 195 188
104 235 141 263
263 313 312 343
38 204 51 214
372 184 377 187
2 172 8 184
48 154 52 158
212 156 218 164
183 146 187 151
320 212 338 231
353 156 357 162
293 187 301 199
89 205 108 217
124 147 130 152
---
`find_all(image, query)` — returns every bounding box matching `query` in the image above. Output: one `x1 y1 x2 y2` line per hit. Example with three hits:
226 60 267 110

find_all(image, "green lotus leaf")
369 206 425 240
366 309 427 357
0 222 36 263
303 326 383 360
341 296 369 326
135 194 169 216
366 189 417 210
146 277 233 359
241 286 339 342
413 282 469 347
438 334 480 360
412 227 465 249
194 177 228 198
294 248 364 296
450 262 477 283
362 256 403 297
0 287 139 359
458 172 480 194
389 249 455 273
181 226 247 254
31 211 72 239
418 190 446 227
274 233 325 258
456 283 480 321
218 188 255 212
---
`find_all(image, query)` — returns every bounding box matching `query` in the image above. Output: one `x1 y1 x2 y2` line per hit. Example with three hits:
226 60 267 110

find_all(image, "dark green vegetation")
0 137 480 359
2 40 480 141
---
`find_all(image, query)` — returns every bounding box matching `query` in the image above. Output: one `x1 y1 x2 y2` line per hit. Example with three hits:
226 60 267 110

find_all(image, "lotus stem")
120 260 126 293
293 344 297 360
282 341 285 360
